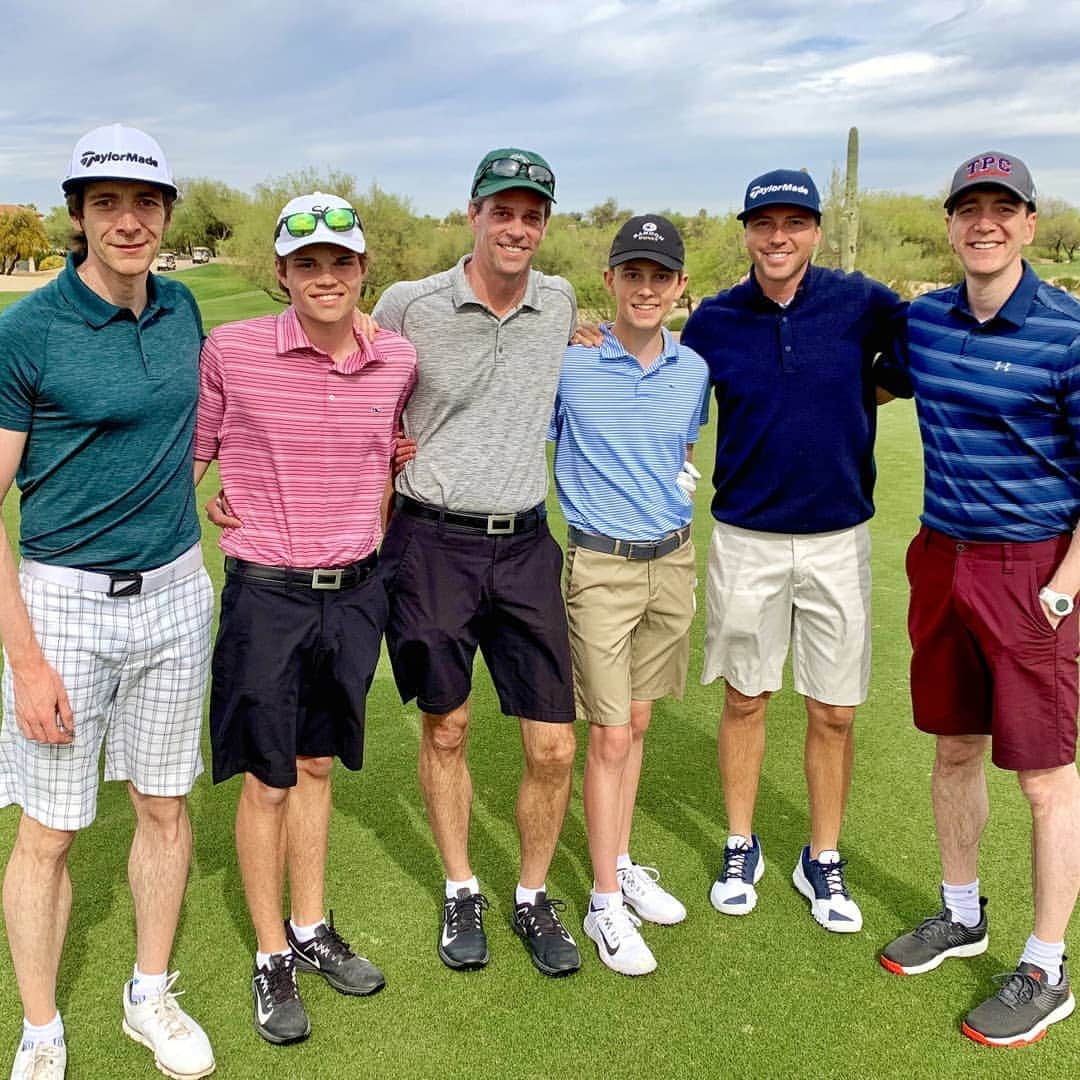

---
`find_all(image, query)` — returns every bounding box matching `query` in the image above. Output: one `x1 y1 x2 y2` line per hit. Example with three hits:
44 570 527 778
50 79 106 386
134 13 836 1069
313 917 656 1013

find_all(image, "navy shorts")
209 556 386 788
379 507 574 722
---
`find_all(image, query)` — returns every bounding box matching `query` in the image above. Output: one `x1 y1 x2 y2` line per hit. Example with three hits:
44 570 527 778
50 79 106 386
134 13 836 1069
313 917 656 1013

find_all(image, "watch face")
1054 597 1072 615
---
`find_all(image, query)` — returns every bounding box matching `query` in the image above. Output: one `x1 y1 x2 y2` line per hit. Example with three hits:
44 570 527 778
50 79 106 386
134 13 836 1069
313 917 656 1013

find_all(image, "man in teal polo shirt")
0 125 215 1080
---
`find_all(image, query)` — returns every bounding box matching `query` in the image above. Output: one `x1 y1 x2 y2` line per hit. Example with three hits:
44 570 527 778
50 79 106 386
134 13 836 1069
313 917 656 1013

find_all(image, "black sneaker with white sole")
439 889 490 970
286 910 385 996
962 960 1076 1047
880 894 988 976
510 891 581 977
252 953 310 1045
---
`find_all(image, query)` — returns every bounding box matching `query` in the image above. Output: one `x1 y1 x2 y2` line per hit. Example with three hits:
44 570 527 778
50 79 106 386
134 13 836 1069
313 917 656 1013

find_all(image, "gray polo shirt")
374 255 576 513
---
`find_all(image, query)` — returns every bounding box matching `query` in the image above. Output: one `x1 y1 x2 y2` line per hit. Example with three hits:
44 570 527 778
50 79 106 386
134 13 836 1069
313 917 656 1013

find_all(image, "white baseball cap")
274 192 366 257
62 123 177 197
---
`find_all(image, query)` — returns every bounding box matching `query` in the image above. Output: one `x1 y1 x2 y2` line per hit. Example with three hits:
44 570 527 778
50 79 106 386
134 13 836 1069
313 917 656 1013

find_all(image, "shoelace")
989 969 1039 1011
25 1042 64 1079
142 971 195 1040
913 909 964 941
620 865 662 896
518 896 570 939
598 905 643 948
310 909 356 962
819 859 850 898
261 956 299 1005
723 844 751 880
448 892 490 934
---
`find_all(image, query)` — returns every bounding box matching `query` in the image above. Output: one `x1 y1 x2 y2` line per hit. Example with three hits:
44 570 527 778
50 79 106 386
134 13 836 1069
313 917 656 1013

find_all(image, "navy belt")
568 524 691 561
395 494 545 536
224 553 377 590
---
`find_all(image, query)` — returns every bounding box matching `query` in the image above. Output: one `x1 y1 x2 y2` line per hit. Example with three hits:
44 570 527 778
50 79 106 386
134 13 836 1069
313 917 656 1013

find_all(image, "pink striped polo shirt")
195 307 417 567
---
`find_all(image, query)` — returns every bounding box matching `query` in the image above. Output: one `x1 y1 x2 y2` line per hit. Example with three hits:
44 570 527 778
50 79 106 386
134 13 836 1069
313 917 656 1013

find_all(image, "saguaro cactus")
841 127 859 272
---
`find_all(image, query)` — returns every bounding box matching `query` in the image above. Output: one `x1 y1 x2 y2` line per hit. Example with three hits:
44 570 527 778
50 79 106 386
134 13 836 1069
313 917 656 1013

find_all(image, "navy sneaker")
510 892 581 977
962 960 1076 1047
439 889 490 970
710 834 764 915
792 846 862 933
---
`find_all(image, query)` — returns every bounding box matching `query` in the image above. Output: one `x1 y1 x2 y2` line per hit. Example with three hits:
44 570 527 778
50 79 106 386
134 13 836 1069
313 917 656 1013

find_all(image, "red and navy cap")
945 152 1036 212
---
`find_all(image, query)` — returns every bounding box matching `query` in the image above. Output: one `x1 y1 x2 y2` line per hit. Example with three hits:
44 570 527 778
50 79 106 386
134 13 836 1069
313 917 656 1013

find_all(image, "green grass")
0 280 1077 1078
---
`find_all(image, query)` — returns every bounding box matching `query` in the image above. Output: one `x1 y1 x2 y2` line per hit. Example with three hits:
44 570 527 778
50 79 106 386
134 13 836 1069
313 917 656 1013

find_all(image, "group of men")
0 121 1077 1079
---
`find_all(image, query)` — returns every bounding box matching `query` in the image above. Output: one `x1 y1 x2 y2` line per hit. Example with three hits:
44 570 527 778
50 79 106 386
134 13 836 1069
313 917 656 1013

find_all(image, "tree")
1035 196 1080 262
164 178 247 256
0 208 49 274
42 205 72 252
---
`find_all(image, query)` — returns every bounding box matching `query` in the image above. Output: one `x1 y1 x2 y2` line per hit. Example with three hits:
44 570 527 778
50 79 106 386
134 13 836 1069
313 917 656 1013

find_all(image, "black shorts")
209 557 386 788
379 507 574 723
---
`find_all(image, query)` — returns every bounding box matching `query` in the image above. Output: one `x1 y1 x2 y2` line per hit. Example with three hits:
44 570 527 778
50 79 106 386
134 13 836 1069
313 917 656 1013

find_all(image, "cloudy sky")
3 0 1078 217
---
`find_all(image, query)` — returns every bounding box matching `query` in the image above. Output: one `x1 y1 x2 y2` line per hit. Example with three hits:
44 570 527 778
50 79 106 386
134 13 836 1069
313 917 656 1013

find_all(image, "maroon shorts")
906 525 1079 771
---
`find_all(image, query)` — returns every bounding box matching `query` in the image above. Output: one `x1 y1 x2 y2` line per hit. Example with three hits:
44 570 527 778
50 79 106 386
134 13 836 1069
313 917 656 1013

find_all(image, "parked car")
156 252 176 272
192 247 211 264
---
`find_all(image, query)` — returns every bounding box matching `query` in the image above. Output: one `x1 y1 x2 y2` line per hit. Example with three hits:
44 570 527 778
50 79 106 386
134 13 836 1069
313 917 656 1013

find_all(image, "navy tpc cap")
738 169 821 222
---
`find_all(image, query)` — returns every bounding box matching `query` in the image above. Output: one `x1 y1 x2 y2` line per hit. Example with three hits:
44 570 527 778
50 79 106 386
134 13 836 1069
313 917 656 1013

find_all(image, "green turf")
0 282 1077 1078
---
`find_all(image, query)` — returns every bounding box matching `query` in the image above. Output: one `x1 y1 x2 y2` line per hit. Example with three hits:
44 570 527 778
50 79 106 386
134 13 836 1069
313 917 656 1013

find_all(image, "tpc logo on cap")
965 154 1013 180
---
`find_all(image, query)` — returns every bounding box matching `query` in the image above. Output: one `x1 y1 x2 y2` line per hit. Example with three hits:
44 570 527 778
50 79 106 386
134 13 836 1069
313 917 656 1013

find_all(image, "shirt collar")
450 254 542 313
57 253 168 329
599 324 680 367
275 305 376 374
745 261 818 312
950 260 1040 329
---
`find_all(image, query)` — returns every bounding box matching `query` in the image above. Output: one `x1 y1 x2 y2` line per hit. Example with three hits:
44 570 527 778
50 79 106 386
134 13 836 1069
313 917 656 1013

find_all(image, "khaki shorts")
565 538 696 726
701 521 871 706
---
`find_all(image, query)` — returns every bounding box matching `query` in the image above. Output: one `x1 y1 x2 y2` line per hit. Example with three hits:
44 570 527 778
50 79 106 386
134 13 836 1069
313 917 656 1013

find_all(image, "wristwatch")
1039 586 1075 617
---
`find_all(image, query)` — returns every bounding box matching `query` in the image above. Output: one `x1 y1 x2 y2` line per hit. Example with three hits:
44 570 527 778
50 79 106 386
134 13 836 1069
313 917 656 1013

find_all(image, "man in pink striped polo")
193 193 416 1045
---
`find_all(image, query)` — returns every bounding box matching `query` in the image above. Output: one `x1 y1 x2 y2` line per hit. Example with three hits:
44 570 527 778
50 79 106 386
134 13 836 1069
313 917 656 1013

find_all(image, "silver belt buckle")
486 513 516 535
311 569 343 590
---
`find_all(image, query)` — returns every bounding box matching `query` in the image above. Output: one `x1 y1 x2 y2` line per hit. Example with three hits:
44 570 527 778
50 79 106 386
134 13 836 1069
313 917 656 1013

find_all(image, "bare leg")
286 756 333 926
235 773 289 954
418 702 473 882
718 684 769 838
517 719 576 889
932 735 989 884
616 701 652 857
583 723 632 895
804 698 854 857
2 815 75 1024
1018 764 1080 942
127 787 191 974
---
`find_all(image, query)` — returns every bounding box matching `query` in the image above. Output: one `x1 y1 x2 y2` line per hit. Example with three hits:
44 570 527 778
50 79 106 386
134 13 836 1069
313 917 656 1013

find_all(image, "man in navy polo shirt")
681 169 905 933
880 151 1080 1048
552 216 709 975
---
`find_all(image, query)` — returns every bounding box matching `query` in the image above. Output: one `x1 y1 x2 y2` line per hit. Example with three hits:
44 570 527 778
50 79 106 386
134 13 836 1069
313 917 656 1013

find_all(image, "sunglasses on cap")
472 158 555 196
274 207 362 239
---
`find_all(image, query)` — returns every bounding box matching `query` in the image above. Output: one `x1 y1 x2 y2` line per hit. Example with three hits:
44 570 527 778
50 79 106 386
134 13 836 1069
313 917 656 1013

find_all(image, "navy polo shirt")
550 325 710 540
906 262 1080 541
681 264 905 534
0 255 204 569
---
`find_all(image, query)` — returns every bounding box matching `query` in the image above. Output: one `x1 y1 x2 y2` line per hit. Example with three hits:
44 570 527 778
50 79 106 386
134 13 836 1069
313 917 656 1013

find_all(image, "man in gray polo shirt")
373 148 581 977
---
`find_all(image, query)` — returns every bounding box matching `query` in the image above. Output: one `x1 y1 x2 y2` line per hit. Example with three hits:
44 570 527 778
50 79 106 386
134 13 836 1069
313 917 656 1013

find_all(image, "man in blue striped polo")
880 151 1080 1048
551 215 709 975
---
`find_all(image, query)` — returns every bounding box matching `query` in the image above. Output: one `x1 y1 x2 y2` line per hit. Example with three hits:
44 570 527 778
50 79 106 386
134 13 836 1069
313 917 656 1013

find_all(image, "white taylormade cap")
62 123 177 197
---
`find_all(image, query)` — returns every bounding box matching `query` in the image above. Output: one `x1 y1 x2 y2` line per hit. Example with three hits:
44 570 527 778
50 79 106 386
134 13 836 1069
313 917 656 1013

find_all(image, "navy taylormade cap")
738 169 821 222
608 214 685 271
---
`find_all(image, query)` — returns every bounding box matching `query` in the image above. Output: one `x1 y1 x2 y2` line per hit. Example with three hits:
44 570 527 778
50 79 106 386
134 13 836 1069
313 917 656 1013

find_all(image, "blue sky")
3 0 1079 217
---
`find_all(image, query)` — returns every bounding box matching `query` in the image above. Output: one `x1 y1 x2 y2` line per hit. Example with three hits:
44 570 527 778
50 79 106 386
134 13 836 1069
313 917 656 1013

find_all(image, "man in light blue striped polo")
880 151 1080 1049
550 215 709 976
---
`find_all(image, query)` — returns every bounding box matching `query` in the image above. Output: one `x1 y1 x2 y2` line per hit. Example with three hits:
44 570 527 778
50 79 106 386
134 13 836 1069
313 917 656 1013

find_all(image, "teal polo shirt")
0 255 204 569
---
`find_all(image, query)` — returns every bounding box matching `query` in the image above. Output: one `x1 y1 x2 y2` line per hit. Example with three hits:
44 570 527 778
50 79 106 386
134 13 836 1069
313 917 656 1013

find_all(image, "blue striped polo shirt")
549 325 710 540
906 262 1080 541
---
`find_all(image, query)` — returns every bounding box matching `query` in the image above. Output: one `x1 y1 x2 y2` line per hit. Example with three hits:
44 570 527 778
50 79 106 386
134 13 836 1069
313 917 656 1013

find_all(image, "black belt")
568 524 691 561
224 553 377 590
395 494 546 536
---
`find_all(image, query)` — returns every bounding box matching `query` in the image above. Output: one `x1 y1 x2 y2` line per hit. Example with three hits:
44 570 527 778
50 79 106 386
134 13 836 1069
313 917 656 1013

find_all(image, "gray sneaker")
286 911 385 996
251 954 310 1045
880 894 988 976
962 961 1076 1047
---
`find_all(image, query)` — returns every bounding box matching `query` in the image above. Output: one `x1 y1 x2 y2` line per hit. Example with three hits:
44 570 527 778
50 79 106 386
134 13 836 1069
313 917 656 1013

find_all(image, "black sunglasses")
472 158 555 197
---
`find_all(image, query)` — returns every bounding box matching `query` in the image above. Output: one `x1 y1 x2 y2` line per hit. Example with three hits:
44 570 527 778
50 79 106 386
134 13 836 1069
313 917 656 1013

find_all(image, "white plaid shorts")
0 547 213 831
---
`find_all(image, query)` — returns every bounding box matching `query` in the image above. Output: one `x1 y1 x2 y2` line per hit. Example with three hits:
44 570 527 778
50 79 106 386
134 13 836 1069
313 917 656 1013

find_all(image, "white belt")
21 544 204 598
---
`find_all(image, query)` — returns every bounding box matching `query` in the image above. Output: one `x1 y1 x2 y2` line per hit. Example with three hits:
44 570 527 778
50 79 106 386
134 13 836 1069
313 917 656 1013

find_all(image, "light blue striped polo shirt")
906 262 1080 541
550 325 710 540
